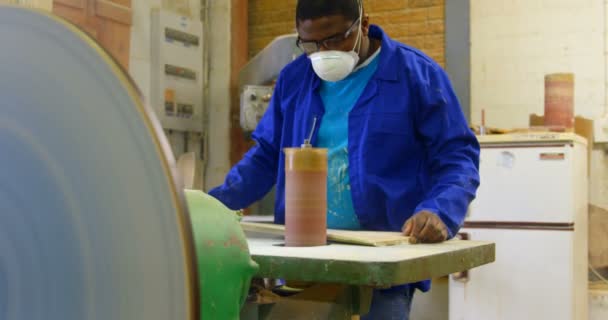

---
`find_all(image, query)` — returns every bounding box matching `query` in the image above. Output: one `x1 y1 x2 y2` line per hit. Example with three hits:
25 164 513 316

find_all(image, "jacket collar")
369 24 399 82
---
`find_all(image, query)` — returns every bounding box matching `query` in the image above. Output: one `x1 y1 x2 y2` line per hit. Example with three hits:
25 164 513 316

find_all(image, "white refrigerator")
449 132 588 320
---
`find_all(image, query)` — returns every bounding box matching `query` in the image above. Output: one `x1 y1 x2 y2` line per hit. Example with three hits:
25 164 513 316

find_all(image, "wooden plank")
93 0 131 25
476 131 587 146
240 222 410 247
229 0 250 213
53 0 131 69
95 16 130 69
52 0 98 38
590 281 608 292
91 0 132 69
53 0 85 9
590 205 608 269
111 0 129 6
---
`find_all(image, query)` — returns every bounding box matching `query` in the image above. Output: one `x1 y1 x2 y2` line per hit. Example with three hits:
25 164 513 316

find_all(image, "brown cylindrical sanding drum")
544 73 574 129
284 147 327 247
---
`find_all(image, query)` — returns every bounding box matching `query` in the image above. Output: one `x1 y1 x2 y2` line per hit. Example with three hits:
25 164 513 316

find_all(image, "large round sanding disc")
0 6 198 320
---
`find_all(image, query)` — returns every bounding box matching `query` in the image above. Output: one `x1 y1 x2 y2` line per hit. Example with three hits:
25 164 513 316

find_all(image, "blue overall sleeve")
207 76 284 210
412 60 481 238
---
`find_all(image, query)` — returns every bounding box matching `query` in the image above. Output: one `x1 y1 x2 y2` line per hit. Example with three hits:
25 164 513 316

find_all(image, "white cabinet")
449 133 588 320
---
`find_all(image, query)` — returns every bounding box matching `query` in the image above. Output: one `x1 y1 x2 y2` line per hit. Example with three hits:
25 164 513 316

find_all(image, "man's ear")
361 13 370 36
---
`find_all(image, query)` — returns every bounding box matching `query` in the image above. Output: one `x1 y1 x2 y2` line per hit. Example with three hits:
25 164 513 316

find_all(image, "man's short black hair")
296 0 361 23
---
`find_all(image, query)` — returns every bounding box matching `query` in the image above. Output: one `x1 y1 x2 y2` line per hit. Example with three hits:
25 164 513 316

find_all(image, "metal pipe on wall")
604 1 608 117
200 0 211 188
445 0 471 122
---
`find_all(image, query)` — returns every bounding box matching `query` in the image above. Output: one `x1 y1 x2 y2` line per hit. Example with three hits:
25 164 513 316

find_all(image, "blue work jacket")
209 25 480 292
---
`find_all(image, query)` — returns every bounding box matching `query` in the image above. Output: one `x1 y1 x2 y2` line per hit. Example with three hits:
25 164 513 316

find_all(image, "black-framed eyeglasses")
296 18 360 55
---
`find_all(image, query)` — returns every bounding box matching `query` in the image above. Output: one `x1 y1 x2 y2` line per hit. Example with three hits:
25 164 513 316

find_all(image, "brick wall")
248 0 445 65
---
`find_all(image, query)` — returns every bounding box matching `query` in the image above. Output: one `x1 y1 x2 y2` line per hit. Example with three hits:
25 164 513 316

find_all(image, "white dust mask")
309 8 363 82
310 49 360 82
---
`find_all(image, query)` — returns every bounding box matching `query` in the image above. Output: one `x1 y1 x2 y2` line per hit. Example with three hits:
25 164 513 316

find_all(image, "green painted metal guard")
185 190 259 319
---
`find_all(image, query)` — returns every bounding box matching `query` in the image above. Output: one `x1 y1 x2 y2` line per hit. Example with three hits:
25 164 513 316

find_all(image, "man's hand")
402 210 449 244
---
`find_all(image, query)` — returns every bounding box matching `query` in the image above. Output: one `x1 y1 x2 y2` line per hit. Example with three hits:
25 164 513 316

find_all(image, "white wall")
129 0 231 191
471 0 608 208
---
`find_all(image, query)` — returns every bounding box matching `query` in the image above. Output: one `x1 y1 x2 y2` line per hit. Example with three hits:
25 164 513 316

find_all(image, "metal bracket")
451 232 470 283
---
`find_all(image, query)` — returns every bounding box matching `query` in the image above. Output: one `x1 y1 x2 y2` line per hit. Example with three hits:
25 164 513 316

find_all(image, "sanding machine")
0 6 256 319
0 6 495 320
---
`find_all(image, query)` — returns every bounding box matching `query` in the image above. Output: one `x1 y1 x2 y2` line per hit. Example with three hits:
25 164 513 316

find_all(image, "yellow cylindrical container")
545 73 575 130
283 147 327 247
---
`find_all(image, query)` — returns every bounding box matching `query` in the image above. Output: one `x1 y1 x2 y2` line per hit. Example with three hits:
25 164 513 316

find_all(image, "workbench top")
245 231 495 288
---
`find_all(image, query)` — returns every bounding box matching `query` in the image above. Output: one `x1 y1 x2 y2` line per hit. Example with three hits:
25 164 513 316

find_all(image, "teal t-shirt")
317 50 380 230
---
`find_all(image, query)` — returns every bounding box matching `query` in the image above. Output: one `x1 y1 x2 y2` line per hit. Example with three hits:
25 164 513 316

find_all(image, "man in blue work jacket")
209 0 480 318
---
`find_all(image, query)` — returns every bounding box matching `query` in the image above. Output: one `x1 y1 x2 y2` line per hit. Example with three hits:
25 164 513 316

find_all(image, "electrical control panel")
151 9 204 133
240 85 274 132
